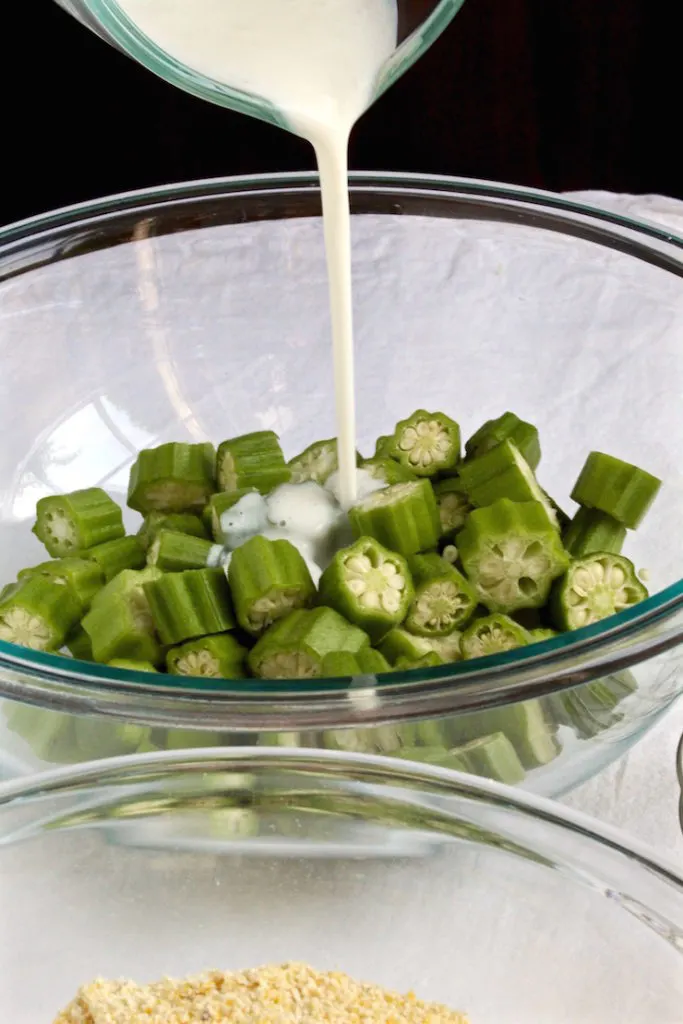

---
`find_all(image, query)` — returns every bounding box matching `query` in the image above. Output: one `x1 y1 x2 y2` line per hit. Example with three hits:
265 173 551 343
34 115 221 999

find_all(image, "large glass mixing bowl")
0 749 681 1023
0 174 682 794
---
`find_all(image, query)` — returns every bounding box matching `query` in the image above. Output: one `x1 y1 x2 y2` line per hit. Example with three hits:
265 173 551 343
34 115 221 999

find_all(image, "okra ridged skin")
563 507 626 557
248 607 369 679
0 576 81 652
144 568 236 646
387 409 461 477
147 530 217 572
32 487 125 558
349 480 441 556
83 536 146 581
458 440 550 514
217 431 290 493
450 733 526 785
319 647 392 677
550 552 648 631
127 442 216 514
404 553 477 637
318 537 414 643
377 626 447 665
81 593 164 665
465 412 541 470
18 557 104 615
570 451 662 529
394 651 444 670
65 624 95 661
166 633 247 678
228 535 316 637
137 511 208 551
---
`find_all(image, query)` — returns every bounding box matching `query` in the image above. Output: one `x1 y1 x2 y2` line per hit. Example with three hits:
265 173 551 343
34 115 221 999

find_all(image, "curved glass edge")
374 0 468 99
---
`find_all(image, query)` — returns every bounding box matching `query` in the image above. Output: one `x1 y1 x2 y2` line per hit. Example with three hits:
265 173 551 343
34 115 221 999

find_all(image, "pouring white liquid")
116 0 399 509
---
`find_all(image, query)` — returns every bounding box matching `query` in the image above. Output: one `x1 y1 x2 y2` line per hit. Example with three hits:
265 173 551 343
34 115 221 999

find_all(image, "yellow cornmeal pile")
53 961 470 1024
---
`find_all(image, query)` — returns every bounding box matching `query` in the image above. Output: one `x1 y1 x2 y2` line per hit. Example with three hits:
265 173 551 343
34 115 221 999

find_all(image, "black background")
3 0 681 226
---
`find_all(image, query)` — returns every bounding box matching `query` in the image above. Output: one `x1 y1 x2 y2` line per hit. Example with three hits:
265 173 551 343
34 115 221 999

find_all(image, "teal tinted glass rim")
0 172 682 722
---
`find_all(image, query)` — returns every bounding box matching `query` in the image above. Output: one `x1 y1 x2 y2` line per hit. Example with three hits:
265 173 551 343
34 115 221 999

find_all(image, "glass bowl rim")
1 171 682 728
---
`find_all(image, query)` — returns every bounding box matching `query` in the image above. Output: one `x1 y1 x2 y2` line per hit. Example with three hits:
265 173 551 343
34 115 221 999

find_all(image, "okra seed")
0 608 51 649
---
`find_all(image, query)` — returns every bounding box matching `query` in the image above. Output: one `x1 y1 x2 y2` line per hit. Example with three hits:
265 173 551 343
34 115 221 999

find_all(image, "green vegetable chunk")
144 568 236 646
360 457 416 486
228 535 315 637
465 412 541 470
74 719 149 760
470 699 560 769
32 487 125 557
288 438 346 485
373 434 394 458
570 451 661 529
320 647 392 676
458 440 557 527
166 633 247 678
433 478 472 540
457 498 569 613
248 607 369 679
349 480 440 556
404 553 477 637
89 566 164 612
82 536 145 581
450 733 526 784
529 628 559 642
108 659 159 672
204 488 258 541
217 430 290 493
319 536 414 642
550 552 648 631
387 409 461 477
394 652 444 670
378 626 462 665
147 529 216 572
18 557 104 615
137 512 208 551
563 507 626 557
0 576 80 651
82 593 163 665
65 624 94 661
128 442 216 513
460 614 531 659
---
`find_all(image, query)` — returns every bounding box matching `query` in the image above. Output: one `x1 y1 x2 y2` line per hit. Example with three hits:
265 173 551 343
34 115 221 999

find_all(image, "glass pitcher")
53 0 468 132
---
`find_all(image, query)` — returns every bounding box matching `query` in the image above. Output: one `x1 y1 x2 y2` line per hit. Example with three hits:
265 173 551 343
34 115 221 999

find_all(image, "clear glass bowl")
1 174 682 794
0 749 681 1023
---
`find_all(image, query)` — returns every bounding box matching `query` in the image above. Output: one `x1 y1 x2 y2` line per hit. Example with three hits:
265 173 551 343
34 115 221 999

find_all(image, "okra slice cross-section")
288 438 351 485
81 592 163 665
433 478 472 540
0 576 81 651
460 614 531 660
144 568 236 646
570 451 661 529
32 487 124 558
228 535 315 637
349 479 441 557
405 553 477 637
248 607 369 680
167 634 247 678
318 537 414 642
388 409 461 477
217 431 290 493
551 552 648 631
128 442 216 514
457 498 569 613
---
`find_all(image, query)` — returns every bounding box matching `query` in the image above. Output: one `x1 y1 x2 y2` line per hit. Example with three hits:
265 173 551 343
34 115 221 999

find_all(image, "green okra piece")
217 430 290 493
433 477 472 540
357 647 392 674
570 451 661 529
228 535 315 637
373 434 394 458
18 557 104 615
32 487 125 558
460 614 531 660
457 498 569 613
137 511 208 551
65 624 95 662
147 529 217 572
349 480 441 557
545 674 636 739
160 728 223 750
90 566 163 614
108 659 159 672
563 506 627 557
395 652 444 670
387 409 461 477
465 412 541 470
288 438 347 485
144 568 236 645
83 536 145 581
359 457 416 486
320 647 392 677
395 745 453 764
166 633 247 678
469 699 560 769
128 441 216 514
550 552 648 631
3 704 78 765
75 719 150 760
458 440 558 525
404 553 477 637
204 488 258 541
318 536 413 643
82 593 164 665
451 733 526 785
529 628 559 642
0 576 81 651
248 607 369 680
378 626 461 665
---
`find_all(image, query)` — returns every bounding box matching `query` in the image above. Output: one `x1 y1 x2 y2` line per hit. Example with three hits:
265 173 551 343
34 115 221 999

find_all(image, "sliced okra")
204 488 259 542
451 733 526 785
147 530 217 572
287 438 345 485
373 434 394 459
137 511 208 551
74 719 149 760
570 451 661 528
247 607 369 680
387 409 461 477
471 699 560 769
166 633 247 678
529 627 559 642
378 626 446 665
0 576 81 651
550 552 648 631
82 593 163 665
32 487 124 557
108 659 159 672
228 535 315 637
90 566 163 615
318 537 414 642
433 477 472 540
405 553 477 637
563 506 627 557
460 614 531 660
394 652 444 670
65 624 95 662
217 430 290 493
465 412 541 470
457 498 569 613
128 442 216 513
83 536 145 581
458 440 557 526
320 651 365 677
349 479 441 556
359 457 416 486
144 568 236 646
18 557 104 615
